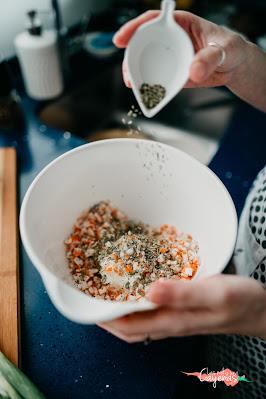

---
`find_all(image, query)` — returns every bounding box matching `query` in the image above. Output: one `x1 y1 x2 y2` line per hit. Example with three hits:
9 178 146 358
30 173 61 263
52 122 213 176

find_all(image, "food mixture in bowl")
65 201 199 301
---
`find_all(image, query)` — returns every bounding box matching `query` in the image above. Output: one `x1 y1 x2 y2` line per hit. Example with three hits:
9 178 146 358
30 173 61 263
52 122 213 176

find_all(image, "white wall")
0 0 113 59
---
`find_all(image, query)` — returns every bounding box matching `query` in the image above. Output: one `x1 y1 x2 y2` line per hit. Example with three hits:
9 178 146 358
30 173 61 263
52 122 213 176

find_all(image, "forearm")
256 303 266 340
237 286 266 339
227 41 266 112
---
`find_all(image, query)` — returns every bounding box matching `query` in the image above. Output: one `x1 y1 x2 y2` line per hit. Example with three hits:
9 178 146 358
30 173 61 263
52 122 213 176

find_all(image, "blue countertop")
0 95 265 399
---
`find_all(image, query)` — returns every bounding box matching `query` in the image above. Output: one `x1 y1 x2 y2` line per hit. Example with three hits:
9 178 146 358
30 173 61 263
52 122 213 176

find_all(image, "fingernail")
125 80 131 88
146 284 165 302
146 289 153 300
191 61 207 81
112 31 120 43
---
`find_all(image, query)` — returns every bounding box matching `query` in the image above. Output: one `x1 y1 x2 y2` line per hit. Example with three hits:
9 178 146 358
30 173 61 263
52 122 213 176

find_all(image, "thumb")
146 279 191 307
189 45 224 83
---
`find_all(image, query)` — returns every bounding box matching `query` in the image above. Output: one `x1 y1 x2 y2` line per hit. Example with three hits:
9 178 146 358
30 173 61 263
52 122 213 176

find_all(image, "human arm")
99 275 266 342
113 11 266 112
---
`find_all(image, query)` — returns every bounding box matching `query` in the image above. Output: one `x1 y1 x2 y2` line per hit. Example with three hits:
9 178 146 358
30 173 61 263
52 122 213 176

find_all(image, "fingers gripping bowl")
20 139 237 324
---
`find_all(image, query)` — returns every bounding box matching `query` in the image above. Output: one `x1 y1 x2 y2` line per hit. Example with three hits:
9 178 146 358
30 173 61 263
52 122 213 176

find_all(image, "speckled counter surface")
0 96 265 399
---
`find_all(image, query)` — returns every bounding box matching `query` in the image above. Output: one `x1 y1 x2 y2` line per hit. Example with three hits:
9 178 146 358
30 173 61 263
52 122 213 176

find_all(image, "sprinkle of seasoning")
140 83 166 109
65 201 199 302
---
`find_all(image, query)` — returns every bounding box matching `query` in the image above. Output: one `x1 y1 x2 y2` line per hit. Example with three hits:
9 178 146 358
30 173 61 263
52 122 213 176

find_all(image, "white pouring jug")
125 0 194 118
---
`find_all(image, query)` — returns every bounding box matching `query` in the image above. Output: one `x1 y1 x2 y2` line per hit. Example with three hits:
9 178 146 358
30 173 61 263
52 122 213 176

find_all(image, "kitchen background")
1 0 266 166
0 1 266 399
1 0 266 59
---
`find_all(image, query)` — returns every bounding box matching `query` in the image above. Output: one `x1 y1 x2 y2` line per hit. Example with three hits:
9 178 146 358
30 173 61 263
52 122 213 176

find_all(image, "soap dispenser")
15 10 63 100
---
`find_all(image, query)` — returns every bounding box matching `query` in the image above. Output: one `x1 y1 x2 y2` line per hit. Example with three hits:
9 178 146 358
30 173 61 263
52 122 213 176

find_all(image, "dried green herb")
140 83 166 109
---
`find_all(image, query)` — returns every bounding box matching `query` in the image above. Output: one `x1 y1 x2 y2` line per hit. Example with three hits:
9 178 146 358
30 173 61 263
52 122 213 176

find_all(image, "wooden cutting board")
0 148 20 366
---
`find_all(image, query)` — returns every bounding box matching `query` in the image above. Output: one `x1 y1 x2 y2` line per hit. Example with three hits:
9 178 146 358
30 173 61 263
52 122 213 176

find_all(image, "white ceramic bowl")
20 139 237 324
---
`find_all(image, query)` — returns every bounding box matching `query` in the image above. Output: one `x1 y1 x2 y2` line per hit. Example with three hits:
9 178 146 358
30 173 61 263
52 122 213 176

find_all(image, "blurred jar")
0 60 24 131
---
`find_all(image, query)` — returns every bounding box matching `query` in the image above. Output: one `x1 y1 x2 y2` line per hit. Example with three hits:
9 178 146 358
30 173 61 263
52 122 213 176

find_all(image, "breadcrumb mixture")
65 201 199 301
